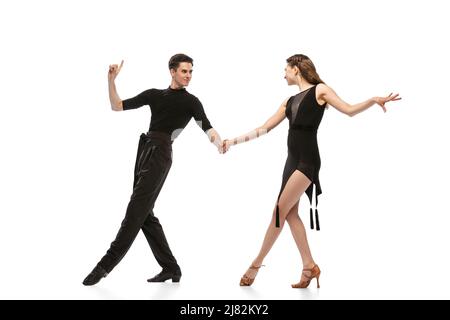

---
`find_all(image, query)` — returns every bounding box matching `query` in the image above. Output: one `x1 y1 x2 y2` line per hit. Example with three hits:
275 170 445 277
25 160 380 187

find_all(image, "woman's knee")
286 211 300 223
278 199 299 217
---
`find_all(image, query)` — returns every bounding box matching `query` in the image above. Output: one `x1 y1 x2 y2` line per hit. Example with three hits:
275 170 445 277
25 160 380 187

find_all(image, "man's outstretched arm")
108 60 124 111
192 97 224 153
206 128 224 153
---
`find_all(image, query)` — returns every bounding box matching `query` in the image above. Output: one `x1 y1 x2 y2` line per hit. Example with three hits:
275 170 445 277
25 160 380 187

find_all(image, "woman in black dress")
223 54 401 288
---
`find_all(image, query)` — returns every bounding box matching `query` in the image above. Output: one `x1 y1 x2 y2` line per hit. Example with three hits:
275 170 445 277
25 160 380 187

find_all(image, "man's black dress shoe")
83 265 108 286
147 269 181 283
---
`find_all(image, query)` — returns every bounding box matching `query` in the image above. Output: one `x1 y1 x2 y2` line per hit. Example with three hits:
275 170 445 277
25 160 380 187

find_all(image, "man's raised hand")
108 60 124 81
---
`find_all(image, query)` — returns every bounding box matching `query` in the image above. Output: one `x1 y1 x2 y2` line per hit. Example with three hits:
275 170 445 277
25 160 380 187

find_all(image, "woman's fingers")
390 93 401 101
386 94 402 103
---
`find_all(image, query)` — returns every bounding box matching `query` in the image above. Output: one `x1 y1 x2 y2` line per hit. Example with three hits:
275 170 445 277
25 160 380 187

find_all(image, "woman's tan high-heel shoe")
292 264 321 288
239 264 265 286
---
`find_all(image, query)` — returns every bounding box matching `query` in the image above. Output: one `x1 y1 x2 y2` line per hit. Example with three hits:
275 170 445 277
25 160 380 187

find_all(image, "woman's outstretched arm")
316 83 401 117
223 98 288 152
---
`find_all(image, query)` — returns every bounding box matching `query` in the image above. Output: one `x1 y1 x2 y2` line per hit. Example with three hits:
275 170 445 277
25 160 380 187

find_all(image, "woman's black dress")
276 85 326 230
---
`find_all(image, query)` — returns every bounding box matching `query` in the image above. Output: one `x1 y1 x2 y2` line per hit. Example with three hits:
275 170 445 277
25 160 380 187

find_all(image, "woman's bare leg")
286 204 316 269
242 170 311 280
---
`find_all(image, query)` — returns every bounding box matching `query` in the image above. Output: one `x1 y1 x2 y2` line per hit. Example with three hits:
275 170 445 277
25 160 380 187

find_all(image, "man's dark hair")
168 53 193 70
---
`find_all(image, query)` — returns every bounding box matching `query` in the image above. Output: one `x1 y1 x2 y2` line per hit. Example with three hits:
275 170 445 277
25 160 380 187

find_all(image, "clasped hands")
216 139 233 154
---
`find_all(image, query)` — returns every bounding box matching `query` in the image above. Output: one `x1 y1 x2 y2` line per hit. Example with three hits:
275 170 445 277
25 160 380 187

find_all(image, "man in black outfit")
83 54 224 286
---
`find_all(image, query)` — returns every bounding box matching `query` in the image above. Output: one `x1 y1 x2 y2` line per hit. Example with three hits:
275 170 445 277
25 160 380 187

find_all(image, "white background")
1 0 449 300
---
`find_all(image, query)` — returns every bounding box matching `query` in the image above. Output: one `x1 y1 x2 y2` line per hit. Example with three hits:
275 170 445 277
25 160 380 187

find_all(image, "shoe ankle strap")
302 264 318 272
249 264 265 270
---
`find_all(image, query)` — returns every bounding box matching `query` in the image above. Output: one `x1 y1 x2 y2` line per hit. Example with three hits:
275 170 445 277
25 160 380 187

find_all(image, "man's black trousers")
98 131 180 274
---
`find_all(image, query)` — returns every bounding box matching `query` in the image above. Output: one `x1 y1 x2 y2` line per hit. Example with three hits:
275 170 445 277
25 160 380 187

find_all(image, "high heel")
292 264 321 289
239 264 265 286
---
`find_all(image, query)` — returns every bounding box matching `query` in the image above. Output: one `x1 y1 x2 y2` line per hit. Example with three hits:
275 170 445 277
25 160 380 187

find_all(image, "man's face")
170 62 193 87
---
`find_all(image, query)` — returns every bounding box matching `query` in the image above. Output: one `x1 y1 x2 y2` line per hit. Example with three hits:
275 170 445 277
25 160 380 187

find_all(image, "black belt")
142 131 173 145
290 124 317 132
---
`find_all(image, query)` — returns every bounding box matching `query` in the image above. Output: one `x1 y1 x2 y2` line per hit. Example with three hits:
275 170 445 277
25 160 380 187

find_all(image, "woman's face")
284 64 298 85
